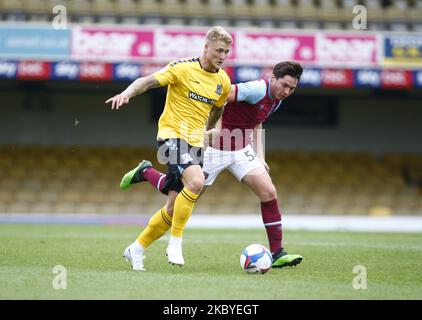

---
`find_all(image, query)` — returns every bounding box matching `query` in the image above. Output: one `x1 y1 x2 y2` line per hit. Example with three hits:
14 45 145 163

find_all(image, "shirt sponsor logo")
188 91 216 105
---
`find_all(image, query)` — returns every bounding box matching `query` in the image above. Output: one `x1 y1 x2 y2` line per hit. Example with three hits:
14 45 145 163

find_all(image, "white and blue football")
240 243 273 274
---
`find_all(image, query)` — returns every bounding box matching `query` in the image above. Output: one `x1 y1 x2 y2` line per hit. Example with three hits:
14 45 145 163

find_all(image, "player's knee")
185 176 204 194
259 184 277 201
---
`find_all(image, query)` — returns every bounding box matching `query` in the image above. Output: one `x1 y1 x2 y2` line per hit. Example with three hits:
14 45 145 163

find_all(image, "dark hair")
273 61 303 81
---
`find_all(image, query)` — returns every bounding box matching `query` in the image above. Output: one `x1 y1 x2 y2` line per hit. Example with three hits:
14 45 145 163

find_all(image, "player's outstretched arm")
105 75 162 110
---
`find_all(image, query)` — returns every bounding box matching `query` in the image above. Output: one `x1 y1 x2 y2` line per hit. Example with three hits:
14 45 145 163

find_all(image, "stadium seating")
0 0 421 31
0 145 421 216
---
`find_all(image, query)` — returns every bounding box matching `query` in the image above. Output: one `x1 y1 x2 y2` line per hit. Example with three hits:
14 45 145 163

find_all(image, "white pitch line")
1 213 422 233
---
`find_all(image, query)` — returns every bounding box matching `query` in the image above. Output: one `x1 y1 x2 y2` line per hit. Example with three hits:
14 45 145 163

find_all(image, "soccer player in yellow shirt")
105 26 233 270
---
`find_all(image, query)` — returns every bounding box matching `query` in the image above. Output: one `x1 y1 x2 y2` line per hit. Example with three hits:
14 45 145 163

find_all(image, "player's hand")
105 94 130 110
204 128 220 148
204 128 221 139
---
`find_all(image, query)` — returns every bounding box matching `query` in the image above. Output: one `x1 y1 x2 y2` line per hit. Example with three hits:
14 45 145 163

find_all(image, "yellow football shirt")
153 57 231 147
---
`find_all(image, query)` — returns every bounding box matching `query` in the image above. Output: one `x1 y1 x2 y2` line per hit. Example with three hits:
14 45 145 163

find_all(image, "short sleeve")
235 80 267 104
153 63 180 86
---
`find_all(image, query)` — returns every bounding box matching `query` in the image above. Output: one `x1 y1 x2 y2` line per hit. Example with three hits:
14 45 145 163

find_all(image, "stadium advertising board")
0 61 18 79
316 33 378 67
69 26 382 68
113 63 142 81
380 69 413 88
2 25 421 72
0 26 69 60
414 70 422 87
52 61 80 80
384 34 422 67
71 26 154 61
79 62 112 81
235 66 265 82
17 61 50 80
3 59 422 89
354 69 381 87
153 29 236 63
0 60 422 89
2 25 422 88
321 69 354 88
298 68 322 87
234 31 314 65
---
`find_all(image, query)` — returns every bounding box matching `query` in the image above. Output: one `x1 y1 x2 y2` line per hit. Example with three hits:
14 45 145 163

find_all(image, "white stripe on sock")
264 221 282 227
157 174 165 191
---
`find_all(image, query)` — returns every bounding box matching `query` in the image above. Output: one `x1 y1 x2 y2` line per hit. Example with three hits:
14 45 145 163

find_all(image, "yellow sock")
137 206 172 248
171 187 199 238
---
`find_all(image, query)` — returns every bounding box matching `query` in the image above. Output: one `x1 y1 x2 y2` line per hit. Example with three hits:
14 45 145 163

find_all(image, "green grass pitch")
1 223 421 300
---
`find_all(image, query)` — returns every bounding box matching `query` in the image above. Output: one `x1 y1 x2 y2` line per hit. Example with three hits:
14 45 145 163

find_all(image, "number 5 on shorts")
244 150 255 162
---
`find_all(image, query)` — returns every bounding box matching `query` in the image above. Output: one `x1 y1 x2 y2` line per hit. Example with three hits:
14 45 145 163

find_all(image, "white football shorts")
203 144 265 186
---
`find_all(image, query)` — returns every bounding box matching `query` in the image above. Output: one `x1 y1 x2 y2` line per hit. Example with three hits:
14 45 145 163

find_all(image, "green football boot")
120 160 152 190
272 250 303 268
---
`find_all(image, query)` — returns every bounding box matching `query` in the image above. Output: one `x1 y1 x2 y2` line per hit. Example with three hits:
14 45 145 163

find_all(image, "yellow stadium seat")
249 0 273 19
1 0 24 12
227 0 251 19
204 0 229 19
363 0 386 26
7 201 31 213
137 0 160 16
53 202 76 214
23 0 49 14
115 0 138 15
0 190 14 204
92 0 117 15
31 202 54 214
159 0 184 17
385 0 409 22
67 0 93 15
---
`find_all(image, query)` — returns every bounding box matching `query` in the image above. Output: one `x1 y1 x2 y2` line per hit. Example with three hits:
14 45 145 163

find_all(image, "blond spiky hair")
205 26 233 45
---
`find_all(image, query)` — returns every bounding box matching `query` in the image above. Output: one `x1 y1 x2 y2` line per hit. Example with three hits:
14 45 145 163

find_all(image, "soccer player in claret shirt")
121 61 304 269
106 26 233 271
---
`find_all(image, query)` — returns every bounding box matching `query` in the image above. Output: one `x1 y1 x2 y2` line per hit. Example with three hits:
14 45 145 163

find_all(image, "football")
240 244 273 274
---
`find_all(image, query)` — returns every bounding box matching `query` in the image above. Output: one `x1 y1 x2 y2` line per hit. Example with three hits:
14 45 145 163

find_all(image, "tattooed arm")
206 105 224 131
105 75 162 110
203 105 224 148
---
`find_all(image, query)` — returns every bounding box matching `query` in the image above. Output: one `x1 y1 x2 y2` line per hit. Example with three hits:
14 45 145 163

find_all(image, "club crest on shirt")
215 84 223 95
